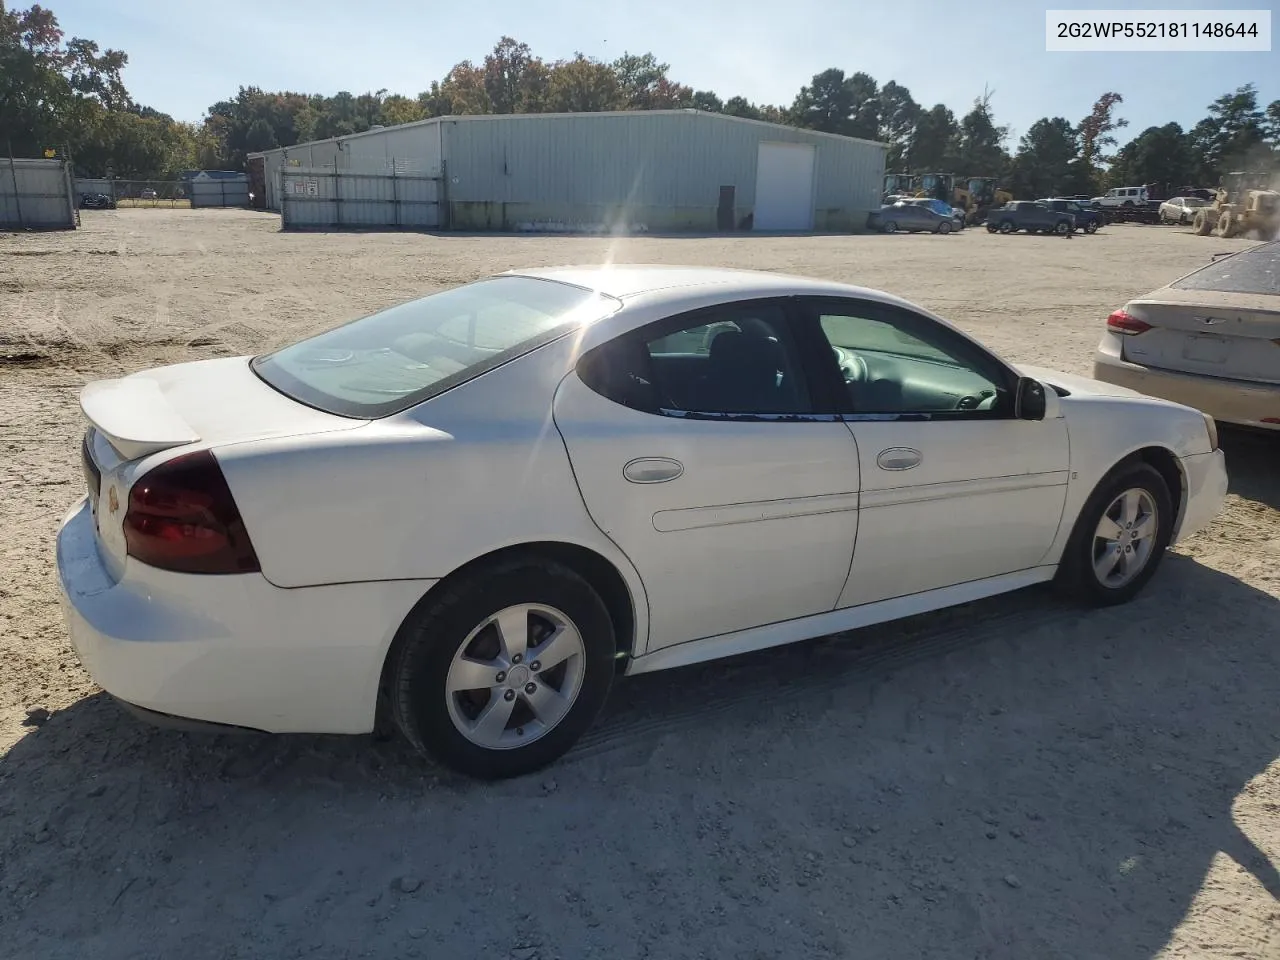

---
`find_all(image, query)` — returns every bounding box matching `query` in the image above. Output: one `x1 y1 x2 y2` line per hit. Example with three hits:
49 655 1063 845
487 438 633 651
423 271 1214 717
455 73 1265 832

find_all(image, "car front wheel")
1056 462 1173 606
1084 220 1098 234
387 558 616 779
998 220 1014 234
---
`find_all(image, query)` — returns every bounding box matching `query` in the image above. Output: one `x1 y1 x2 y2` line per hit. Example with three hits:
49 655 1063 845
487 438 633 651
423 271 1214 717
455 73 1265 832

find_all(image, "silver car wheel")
445 603 586 750
1092 488 1159 588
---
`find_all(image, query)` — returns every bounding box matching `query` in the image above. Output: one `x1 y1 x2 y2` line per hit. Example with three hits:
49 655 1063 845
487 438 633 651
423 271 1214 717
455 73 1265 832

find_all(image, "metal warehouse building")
250 110 886 233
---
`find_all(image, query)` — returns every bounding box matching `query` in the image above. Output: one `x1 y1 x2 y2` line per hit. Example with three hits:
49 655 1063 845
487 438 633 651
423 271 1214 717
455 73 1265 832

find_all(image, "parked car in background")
79 193 116 210
57 266 1227 779
867 202 958 234
140 187 158 200
1094 241 1280 433
905 197 966 230
985 202 1076 236
1158 196 1210 225
1093 186 1149 208
1038 198 1105 234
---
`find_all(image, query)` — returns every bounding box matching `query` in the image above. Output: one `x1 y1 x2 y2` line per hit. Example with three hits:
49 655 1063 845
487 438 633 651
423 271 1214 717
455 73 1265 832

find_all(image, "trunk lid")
82 356 366 459
1120 291 1280 384
79 356 365 578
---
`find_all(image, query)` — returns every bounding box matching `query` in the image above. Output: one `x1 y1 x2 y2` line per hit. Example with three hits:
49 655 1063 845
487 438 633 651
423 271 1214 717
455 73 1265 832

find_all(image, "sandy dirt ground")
1 210 1277 960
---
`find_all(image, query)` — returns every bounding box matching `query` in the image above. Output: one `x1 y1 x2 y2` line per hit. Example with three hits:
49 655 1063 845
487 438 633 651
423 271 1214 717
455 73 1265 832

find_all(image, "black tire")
1055 461 1174 607
937 221 952 234
388 558 616 779
1054 221 1070 236
986 224 998 233
1084 220 1099 234
882 220 898 234
998 220 1014 234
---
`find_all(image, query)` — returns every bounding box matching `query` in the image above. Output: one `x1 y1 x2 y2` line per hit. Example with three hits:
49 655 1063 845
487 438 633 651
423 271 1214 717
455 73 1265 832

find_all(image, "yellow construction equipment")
1191 171 1280 239
954 177 1013 224
882 173 916 200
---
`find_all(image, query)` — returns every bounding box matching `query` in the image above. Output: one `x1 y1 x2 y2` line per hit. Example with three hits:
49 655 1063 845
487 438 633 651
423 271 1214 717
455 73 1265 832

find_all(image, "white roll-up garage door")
753 142 816 231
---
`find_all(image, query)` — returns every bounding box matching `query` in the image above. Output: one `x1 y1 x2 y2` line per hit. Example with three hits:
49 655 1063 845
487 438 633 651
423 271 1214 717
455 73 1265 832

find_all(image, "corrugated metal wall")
189 175 250 208
256 121 445 213
254 111 886 232
1 159 77 230
441 112 885 231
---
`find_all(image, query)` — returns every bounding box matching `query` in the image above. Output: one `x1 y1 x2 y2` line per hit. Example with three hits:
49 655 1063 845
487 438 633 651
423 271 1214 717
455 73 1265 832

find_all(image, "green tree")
439 61 491 115
689 90 723 112
611 52 689 109
910 103 959 172
877 80 920 168
545 54 621 113
483 36 546 114
954 89 1009 175
1107 123 1195 190
1193 84 1267 178
1007 117 1077 198
790 68 857 134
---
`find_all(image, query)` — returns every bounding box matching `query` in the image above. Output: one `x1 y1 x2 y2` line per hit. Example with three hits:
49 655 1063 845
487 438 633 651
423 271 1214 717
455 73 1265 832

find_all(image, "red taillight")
123 450 260 574
1107 309 1152 335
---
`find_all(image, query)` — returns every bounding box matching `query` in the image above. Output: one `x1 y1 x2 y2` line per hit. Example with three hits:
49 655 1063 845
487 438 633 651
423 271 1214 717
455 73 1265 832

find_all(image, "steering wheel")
832 345 868 383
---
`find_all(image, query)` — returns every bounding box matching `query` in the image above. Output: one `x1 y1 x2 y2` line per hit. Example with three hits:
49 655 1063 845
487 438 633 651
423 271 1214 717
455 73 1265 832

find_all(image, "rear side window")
1170 243 1280 295
252 277 620 418
579 302 813 417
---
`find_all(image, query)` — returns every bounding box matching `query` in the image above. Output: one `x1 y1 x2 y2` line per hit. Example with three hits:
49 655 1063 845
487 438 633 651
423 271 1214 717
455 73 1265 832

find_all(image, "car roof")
505 265 892 301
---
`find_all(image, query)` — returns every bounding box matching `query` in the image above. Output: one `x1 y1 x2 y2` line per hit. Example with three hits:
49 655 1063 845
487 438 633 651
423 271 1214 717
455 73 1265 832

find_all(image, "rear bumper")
56 498 434 735
1093 352 1280 431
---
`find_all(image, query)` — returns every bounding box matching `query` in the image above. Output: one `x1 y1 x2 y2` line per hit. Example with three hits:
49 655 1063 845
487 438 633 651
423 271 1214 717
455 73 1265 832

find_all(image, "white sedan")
1158 197 1209 224
57 266 1228 779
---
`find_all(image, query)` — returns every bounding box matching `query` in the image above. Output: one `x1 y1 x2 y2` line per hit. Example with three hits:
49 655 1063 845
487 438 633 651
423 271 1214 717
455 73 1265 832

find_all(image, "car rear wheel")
1054 221 1070 235
388 558 616 779
1056 462 1173 606
998 220 1014 234
882 220 898 234
1084 220 1098 234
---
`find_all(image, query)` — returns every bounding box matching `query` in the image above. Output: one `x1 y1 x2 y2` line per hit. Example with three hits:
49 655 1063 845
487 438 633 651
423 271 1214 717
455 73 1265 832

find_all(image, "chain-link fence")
74 179 189 208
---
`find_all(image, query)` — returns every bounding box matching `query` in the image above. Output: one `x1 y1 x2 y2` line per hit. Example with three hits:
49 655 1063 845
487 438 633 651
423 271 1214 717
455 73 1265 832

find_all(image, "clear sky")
52 0 1278 147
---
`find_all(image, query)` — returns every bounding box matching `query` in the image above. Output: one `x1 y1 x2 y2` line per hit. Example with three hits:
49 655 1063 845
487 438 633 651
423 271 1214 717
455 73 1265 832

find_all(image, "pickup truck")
985 201 1076 237
1037 198 1104 234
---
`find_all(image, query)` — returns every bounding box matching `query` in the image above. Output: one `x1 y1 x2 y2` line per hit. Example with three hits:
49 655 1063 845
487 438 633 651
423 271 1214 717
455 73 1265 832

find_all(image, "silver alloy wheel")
445 603 586 750
1092 488 1159 588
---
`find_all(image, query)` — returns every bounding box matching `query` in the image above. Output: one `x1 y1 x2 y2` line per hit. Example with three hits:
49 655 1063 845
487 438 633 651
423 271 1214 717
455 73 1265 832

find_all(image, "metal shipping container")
1 158 77 230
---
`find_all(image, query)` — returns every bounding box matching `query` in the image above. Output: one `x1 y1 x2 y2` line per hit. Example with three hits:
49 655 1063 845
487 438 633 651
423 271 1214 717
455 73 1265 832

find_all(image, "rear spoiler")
80 377 200 460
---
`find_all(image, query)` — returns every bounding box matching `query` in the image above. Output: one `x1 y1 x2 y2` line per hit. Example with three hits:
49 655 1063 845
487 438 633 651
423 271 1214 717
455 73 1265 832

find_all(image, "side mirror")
1015 377 1047 421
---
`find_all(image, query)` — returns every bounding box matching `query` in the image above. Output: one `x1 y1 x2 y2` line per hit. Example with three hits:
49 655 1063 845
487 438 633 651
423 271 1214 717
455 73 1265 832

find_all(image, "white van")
1093 186 1149 207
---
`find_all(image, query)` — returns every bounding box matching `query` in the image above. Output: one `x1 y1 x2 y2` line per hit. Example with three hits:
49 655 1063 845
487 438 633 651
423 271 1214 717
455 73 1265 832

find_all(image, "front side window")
253 276 620 418
578 302 812 417
808 301 1014 417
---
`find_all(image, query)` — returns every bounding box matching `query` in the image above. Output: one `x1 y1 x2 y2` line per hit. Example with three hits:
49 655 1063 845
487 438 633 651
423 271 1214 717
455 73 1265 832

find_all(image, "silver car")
866 202 957 235
1093 241 1280 432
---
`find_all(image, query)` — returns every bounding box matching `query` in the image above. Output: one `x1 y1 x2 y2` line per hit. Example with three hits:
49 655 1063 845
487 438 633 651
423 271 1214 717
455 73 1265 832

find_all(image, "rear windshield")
252 276 621 418
1170 242 1280 296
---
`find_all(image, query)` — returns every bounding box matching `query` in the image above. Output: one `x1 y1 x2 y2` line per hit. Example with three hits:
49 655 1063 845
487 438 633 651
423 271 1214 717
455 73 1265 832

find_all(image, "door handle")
876 447 922 471
623 457 684 484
